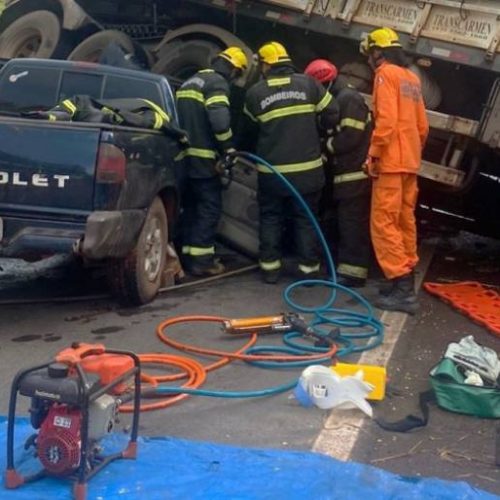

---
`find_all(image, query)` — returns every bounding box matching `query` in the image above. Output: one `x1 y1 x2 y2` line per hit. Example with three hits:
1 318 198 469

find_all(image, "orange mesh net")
424 281 500 336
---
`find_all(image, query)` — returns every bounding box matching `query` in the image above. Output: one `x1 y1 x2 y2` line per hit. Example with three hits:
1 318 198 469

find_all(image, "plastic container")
331 362 386 401
294 365 374 416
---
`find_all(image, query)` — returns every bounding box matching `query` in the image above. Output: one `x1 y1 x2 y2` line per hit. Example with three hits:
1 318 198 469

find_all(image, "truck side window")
60 72 103 101
0 67 59 113
103 76 162 106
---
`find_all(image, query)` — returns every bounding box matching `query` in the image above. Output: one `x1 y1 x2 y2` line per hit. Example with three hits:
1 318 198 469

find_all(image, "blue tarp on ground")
0 417 497 499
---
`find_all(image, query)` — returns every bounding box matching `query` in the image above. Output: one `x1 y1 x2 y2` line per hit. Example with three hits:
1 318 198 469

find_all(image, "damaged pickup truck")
0 58 184 305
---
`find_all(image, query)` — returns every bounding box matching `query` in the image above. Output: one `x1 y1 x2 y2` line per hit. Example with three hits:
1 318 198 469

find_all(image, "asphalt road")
0 231 499 496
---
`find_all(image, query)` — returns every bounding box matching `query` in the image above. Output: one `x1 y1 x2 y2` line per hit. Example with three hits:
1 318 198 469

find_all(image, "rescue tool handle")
55 342 106 365
225 315 287 330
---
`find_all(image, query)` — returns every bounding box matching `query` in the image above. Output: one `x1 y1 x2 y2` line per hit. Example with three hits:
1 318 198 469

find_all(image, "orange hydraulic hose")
120 354 206 412
121 317 257 412
121 315 337 412
156 315 338 362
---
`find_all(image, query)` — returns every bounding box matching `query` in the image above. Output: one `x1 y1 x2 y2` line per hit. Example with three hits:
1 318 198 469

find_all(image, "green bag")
430 358 500 419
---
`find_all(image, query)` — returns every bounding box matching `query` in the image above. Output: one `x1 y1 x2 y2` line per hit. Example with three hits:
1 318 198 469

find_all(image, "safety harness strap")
375 390 435 432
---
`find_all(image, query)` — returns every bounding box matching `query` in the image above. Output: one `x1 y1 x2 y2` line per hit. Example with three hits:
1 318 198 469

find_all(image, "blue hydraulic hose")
237 152 384 362
153 151 384 399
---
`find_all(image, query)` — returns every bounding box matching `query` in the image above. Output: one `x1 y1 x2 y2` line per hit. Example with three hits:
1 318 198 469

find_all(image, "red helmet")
304 59 338 84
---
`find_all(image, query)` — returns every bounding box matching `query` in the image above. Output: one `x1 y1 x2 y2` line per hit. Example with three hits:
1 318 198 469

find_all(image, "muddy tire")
68 30 134 62
152 39 221 81
0 10 63 59
107 197 168 306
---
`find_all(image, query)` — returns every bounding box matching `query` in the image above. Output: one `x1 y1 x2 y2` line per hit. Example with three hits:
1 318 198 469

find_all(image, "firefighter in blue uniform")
305 59 373 287
241 42 339 284
176 47 248 276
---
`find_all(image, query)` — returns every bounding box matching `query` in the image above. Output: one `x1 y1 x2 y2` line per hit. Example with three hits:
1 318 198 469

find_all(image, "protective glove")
363 156 380 178
216 148 237 175
178 133 190 148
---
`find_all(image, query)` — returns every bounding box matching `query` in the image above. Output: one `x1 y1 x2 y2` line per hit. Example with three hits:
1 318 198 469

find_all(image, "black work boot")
189 259 226 277
378 279 394 296
375 273 418 315
337 275 366 288
262 269 281 284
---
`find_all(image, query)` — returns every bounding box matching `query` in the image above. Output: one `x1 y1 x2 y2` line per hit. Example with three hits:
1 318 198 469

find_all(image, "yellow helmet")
219 47 248 70
257 42 291 65
360 27 401 55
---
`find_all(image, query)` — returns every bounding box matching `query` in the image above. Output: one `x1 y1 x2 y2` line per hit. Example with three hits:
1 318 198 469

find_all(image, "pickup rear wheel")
108 197 167 306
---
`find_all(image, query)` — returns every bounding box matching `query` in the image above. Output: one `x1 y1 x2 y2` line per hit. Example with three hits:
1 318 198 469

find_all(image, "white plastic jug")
294 365 374 417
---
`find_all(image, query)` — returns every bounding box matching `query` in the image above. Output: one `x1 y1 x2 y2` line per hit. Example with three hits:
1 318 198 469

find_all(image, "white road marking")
312 242 436 460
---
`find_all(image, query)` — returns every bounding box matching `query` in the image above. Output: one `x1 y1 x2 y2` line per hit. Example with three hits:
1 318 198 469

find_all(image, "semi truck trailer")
0 0 499 238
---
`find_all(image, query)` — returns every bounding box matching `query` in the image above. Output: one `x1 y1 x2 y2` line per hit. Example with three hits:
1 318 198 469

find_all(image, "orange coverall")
368 61 429 279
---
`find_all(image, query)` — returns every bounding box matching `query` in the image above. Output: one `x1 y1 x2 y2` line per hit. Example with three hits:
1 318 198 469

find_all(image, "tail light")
96 143 126 183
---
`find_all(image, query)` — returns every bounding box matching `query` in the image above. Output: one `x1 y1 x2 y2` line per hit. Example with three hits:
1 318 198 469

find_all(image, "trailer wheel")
107 197 168 306
68 30 134 62
152 39 221 81
0 10 62 59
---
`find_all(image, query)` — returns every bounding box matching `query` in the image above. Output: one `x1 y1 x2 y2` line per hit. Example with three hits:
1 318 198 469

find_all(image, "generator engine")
32 392 118 476
5 343 141 500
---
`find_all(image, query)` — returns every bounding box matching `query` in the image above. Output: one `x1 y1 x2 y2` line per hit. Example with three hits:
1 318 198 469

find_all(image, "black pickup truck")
0 58 183 305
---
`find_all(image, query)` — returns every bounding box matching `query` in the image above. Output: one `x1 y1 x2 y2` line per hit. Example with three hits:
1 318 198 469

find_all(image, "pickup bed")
0 58 183 305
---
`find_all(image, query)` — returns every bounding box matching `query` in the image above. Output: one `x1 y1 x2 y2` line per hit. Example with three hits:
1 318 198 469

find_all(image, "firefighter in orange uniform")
360 27 429 314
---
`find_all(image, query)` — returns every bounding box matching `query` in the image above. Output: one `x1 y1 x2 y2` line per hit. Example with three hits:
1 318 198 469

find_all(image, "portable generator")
5 343 141 500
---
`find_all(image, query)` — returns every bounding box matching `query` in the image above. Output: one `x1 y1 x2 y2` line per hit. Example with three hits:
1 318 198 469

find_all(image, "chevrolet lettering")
0 172 70 188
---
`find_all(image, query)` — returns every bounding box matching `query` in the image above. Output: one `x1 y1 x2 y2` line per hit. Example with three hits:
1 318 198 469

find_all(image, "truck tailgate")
0 119 100 216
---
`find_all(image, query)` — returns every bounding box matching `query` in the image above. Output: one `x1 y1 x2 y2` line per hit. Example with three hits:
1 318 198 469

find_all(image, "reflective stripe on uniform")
176 89 205 104
338 113 371 132
267 77 291 87
181 246 191 255
143 99 171 123
102 107 122 123
175 147 217 161
62 99 77 115
315 92 333 112
215 129 233 142
152 112 163 129
258 104 315 123
340 117 366 130
206 95 230 107
333 171 369 184
258 157 323 174
199 69 214 73
48 114 57 122
260 260 281 271
337 263 368 279
298 263 320 274
190 246 215 256
243 105 257 122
